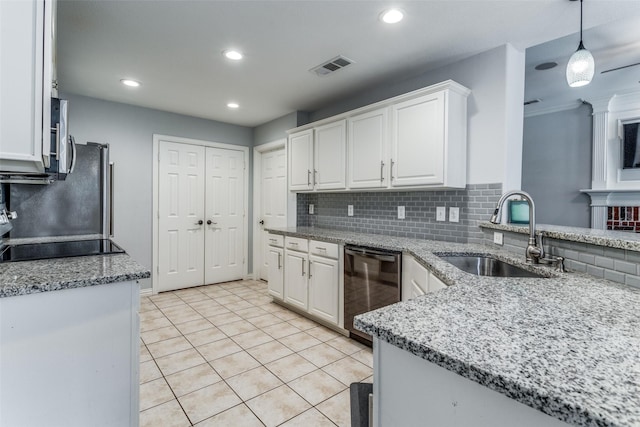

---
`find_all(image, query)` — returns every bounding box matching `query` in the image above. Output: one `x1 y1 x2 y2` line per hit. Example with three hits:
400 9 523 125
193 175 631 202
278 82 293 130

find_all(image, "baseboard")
243 273 255 280
140 287 153 297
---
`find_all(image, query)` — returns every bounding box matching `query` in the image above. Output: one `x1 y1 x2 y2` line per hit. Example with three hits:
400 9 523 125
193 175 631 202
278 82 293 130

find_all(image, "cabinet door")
390 92 445 187
0 0 50 173
284 249 308 310
308 255 339 325
288 130 314 191
402 255 429 301
314 120 346 190
348 108 388 189
267 247 284 300
429 273 447 292
409 280 426 300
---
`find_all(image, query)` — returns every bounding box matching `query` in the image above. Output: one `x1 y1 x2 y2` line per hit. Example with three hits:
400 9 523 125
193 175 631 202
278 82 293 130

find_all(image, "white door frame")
252 139 296 281
152 134 250 294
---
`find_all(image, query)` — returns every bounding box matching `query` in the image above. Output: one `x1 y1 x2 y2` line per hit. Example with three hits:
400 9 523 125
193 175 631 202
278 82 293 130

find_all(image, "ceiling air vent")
310 55 354 77
524 99 542 106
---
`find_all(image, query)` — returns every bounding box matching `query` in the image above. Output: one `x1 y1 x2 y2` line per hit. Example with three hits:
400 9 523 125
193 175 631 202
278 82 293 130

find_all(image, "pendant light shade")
566 0 594 87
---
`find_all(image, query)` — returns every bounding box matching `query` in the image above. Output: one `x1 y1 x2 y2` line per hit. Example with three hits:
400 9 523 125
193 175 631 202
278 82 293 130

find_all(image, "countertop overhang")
0 236 150 298
267 226 640 427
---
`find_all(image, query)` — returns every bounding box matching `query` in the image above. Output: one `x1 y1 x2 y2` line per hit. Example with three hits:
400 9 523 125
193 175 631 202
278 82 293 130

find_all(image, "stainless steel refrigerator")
8 143 112 238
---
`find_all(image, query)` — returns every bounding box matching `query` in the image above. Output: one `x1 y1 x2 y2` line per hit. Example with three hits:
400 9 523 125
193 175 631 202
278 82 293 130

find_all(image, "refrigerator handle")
109 162 114 237
68 135 77 173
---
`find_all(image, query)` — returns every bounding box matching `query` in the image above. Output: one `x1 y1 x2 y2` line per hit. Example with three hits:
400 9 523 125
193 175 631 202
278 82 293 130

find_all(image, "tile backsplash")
297 183 502 244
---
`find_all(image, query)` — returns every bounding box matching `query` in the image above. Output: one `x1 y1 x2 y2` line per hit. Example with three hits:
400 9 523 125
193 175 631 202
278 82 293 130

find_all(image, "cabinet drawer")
309 240 339 259
267 234 284 248
285 236 308 252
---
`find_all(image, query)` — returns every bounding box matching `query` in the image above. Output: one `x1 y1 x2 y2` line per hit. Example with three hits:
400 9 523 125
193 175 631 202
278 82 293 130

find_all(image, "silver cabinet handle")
307 169 311 186
278 252 282 269
317 247 326 251
390 159 395 181
301 259 305 276
314 169 318 187
380 161 385 182
269 238 277 244
309 260 312 278
290 242 298 246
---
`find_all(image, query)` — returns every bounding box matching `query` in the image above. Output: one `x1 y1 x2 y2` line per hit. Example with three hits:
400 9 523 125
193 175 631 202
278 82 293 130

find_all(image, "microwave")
48 98 76 180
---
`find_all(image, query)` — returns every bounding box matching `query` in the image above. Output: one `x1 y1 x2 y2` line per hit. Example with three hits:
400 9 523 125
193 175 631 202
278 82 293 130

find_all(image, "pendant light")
566 0 595 87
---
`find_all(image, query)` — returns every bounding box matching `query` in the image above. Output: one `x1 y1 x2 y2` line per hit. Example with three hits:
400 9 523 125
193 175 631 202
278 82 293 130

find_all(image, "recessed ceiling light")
380 8 404 24
227 102 239 109
223 50 243 61
120 79 141 87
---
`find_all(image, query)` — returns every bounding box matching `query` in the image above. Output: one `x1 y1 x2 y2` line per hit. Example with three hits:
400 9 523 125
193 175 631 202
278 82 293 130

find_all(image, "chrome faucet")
489 190 544 264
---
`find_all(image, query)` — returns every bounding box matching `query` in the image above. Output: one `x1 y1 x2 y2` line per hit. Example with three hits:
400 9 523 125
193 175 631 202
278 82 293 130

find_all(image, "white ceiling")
524 13 640 114
57 0 640 128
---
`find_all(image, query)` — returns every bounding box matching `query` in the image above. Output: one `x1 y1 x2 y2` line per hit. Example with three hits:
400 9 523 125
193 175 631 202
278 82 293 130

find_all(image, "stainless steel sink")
438 255 546 278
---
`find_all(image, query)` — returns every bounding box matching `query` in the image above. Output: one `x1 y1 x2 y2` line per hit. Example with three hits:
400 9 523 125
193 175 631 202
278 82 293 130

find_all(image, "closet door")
204 147 245 284
157 141 206 292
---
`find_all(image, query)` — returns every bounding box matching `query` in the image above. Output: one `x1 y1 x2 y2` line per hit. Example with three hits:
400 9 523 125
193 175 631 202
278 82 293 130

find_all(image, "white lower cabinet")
284 248 309 310
402 254 447 301
277 236 340 327
267 245 284 299
308 253 339 325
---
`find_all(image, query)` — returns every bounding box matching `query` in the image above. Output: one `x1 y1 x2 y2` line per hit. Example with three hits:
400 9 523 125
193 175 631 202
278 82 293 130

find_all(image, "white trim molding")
582 90 640 229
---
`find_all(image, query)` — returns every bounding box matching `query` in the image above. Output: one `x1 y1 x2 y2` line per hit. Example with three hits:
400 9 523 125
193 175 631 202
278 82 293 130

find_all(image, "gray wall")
521 104 592 228
253 112 310 146
62 94 252 289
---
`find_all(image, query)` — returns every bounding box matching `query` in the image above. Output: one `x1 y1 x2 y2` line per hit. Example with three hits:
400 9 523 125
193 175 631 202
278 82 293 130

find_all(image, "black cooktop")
0 239 125 263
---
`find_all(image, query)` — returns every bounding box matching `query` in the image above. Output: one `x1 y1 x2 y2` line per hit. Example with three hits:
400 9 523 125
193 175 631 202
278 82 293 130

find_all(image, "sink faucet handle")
536 234 545 259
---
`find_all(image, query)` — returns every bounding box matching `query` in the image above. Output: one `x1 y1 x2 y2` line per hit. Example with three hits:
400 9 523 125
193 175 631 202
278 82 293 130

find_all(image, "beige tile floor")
139 280 373 427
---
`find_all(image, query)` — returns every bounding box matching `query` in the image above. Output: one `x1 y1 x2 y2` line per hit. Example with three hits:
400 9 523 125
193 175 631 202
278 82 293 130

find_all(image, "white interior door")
205 147 245 284
259 147 287 280
157 141 205 292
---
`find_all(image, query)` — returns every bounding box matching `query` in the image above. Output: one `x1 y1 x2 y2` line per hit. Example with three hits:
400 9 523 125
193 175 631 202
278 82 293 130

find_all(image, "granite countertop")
267 226 640 427
480 221 640 251
0 236 150 298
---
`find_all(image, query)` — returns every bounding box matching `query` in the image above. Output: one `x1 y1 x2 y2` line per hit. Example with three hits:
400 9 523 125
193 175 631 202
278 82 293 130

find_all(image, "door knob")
259 220 265 225
196 220 203 225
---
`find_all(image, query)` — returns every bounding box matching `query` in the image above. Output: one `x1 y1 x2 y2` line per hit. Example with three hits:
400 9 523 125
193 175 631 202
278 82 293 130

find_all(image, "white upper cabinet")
314 120 346 190
391 92 445 187
287 80 470 192
0 0 53 174
348 108 388 189
288 130 313 191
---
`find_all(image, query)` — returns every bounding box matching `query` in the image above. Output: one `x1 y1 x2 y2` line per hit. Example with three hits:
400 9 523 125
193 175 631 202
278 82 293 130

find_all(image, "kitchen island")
267 226 640 427
0 249 150 427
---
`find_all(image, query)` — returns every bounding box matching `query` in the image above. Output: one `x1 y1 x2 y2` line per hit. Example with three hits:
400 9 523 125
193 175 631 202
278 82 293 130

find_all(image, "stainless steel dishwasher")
344 245 402 345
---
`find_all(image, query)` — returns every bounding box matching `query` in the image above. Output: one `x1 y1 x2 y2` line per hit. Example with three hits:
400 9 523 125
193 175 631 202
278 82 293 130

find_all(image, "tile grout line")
141 280 369 426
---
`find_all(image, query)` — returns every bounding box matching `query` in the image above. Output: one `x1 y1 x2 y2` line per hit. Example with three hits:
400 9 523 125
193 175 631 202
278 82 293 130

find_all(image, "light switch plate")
449 207 460 223
436 206 446 222
397 206 405 219
309 204 314 215
493 232 504 245
348 205 354 216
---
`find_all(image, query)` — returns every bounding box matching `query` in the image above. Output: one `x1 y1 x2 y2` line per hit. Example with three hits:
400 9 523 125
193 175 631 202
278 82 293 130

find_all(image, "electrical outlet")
493 232 504 245
397 206 405 219
449 207 460 223
348 205 354 216
308 204 314 215
436 206 446 222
